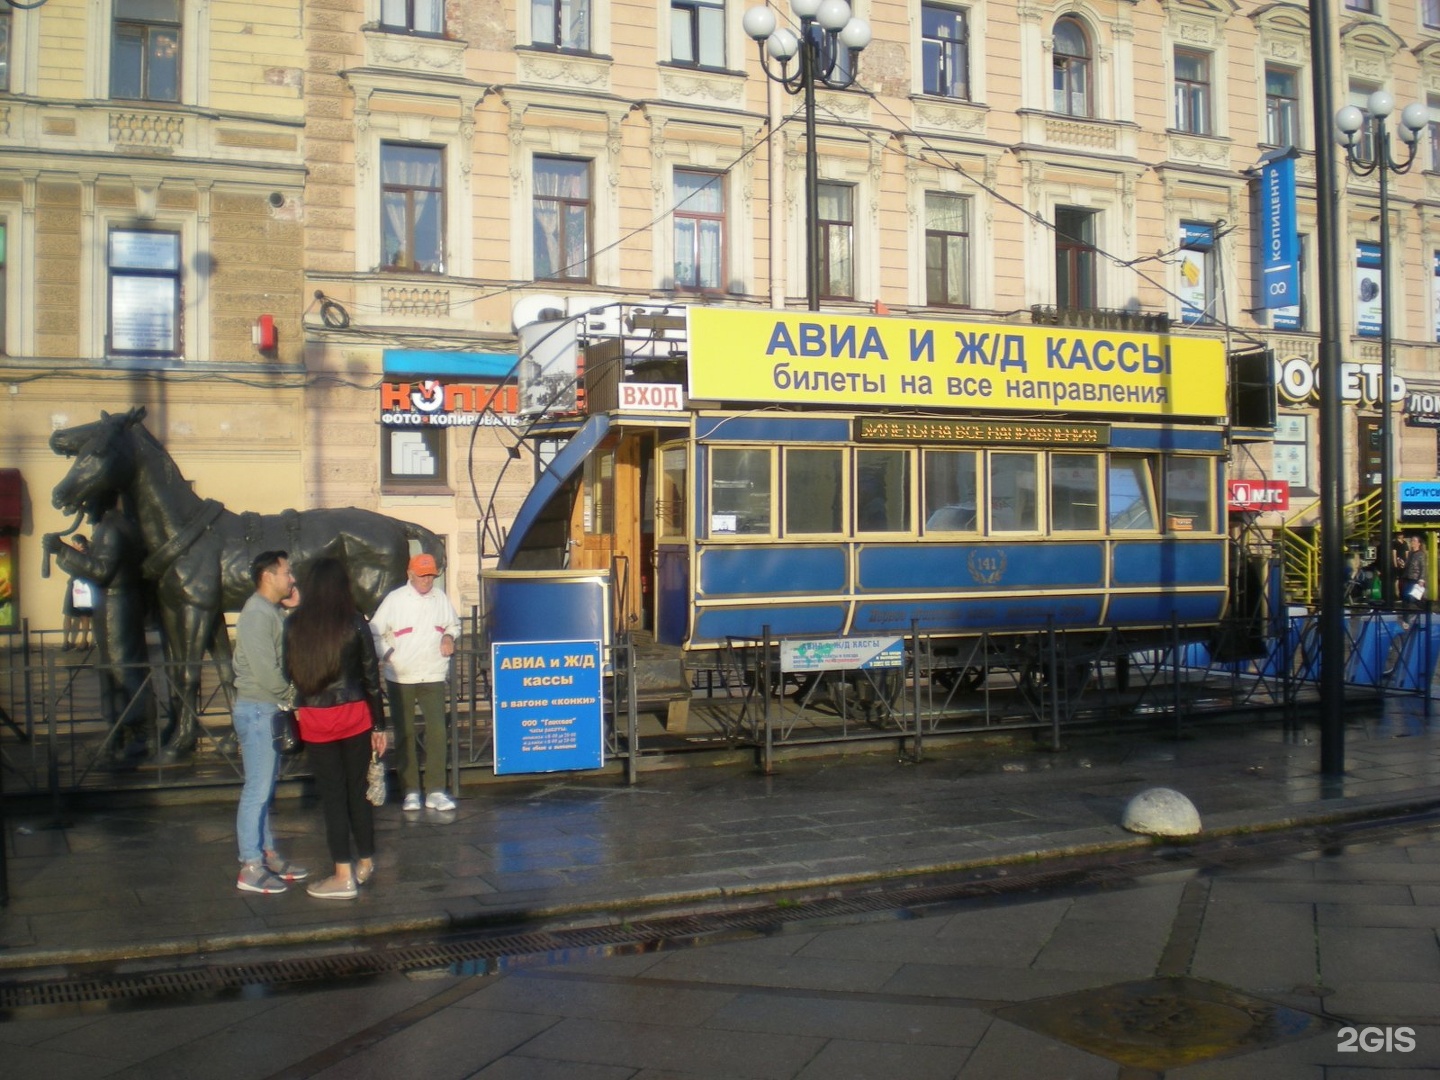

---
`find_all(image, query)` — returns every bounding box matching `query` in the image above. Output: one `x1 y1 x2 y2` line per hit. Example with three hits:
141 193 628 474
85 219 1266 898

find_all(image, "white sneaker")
425 790 457 812
402 791 423 812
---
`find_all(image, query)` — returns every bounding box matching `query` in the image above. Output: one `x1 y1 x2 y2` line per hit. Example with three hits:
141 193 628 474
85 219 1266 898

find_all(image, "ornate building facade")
3 0 1440 625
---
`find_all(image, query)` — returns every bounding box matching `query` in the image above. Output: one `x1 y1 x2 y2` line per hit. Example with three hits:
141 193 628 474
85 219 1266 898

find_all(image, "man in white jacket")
370 553 461 813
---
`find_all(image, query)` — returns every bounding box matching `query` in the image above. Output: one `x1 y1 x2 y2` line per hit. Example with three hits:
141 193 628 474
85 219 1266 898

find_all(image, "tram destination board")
492 639 604 775
855 417 1110 446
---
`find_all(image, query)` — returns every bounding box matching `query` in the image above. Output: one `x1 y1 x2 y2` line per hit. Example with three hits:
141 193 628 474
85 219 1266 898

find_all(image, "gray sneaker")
264 854 309 882
236 860 288 894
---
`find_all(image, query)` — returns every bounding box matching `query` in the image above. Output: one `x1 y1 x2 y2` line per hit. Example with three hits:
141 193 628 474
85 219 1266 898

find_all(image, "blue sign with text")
492 640 604 775
1258 152 1299 310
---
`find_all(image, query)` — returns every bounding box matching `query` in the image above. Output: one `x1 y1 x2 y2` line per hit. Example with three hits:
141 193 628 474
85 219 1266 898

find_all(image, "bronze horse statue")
50 407 446 759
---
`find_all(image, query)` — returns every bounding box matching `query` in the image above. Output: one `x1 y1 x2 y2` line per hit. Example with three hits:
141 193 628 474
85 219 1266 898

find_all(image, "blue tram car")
486 306 1242 677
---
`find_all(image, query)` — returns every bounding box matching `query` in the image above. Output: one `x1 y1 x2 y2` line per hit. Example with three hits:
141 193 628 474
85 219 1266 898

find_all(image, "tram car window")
922 449 979 533
1108 455 1159 532
989 452 1040 532
785 448 845 535
1164 456 1214 533
709 447 772 536
1050 453 1102 532
658 445 688 541
856 449 911 533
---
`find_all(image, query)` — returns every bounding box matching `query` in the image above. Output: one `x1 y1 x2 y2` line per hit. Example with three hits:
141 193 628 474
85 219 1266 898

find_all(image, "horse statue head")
51 407 148 519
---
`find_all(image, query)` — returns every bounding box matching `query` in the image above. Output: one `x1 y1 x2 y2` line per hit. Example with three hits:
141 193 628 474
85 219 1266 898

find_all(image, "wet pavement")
3 702 1440 1075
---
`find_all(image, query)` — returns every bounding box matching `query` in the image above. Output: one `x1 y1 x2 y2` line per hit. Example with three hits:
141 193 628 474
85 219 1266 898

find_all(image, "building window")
533 0 590 50
1051 16 1091 117
0 222 7 353
1348 83 1378 162
1266 66 1300 147
381 144 445 274
1429 96 1440 172
111 0 180 102
381 0 445 34
1273 414 1309 491
1345 0 1374 11
672 0 724 68
921 3 969 100
674 169 725 291
1426 0 1440 29
108 228 181 358
534 157 592 282
818 181 854 300
1055 207 1097 310
924 192 970 307
0 7 11 93
1173 49 1212 134
382 427 447 489
1178 222 1216 325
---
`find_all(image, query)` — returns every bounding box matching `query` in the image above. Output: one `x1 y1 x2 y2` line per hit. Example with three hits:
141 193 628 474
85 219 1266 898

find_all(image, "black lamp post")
1336 91 1426 606
743 0 871 311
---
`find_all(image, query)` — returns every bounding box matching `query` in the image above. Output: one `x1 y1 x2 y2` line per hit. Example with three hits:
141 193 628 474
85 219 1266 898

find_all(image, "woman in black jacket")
284 558 387 899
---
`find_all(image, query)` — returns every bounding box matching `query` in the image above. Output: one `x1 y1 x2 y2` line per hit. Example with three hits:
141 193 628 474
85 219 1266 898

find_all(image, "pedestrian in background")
232 550 309 894
1400 532 1427 612
62 535 95 651
284 557 387 900
369 553 460 813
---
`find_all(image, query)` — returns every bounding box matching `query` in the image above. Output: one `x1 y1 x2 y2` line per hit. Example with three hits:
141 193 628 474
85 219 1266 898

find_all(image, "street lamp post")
743 0 871 311
1335 92 1426 606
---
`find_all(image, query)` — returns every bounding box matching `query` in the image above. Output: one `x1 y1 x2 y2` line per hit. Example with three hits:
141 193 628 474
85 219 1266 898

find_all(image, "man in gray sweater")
232 550 308 893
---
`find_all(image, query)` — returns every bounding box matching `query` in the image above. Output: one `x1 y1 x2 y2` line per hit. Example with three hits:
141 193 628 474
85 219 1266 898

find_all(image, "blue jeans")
234 698 280 863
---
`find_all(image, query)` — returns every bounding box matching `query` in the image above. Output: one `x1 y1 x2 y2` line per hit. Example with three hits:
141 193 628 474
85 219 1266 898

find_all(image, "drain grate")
3 811 1435 1012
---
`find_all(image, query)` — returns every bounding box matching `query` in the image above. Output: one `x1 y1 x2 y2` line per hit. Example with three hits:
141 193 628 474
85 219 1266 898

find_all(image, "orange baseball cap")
408 553 438 576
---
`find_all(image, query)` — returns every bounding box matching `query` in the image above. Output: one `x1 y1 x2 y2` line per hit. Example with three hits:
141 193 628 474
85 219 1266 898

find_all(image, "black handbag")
271 708 302 756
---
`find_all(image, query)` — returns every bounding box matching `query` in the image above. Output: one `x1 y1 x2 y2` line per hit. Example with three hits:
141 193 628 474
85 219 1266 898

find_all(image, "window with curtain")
1266 66 1300 147
534 157 592 282
1051 16 1090 117
1108 455 1157 531
111 0 181 102
533 0 591 50
925 193 970 307
921 3 968 100
381 0 445 34
671 0 725 68
818 181 854 300
1173 49 1212 134
1055 206 1097 310
674 169 725 291
108 228 181 358
381 144 445 273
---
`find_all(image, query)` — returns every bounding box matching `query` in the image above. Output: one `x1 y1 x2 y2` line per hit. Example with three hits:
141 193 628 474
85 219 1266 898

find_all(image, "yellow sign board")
686 308 1228 418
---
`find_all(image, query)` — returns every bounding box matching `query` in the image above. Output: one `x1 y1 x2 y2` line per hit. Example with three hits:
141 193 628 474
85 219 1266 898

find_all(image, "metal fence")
1 609 1433 797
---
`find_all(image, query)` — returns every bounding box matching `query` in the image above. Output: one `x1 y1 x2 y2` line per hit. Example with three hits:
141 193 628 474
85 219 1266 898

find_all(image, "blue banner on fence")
492 639 604 775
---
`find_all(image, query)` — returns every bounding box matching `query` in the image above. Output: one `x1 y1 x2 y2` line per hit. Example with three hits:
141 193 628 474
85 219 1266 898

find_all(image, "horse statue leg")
158 601 214 760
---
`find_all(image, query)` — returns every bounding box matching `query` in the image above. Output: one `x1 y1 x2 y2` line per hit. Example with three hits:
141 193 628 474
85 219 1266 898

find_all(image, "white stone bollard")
1121 787 1202 838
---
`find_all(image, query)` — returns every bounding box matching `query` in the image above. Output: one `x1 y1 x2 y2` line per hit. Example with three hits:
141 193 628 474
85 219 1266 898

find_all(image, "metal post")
1309 0 1345 776
910 619 922 762
626 638 638 786
802 30 821 312
761 625 773 774
1046 617 1060 751
1378 153 1394 609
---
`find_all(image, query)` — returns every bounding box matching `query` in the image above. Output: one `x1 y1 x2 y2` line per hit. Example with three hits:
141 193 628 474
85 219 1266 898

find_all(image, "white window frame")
88 0 208 108
519 0 612 54
97 213 197 363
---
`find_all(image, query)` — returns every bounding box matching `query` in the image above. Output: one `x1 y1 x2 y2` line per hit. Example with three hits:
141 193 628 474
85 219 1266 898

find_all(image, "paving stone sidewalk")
3 702 1440 972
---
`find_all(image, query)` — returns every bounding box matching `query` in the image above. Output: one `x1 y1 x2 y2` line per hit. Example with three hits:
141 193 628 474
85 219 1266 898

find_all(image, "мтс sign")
1227 480 1289 512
